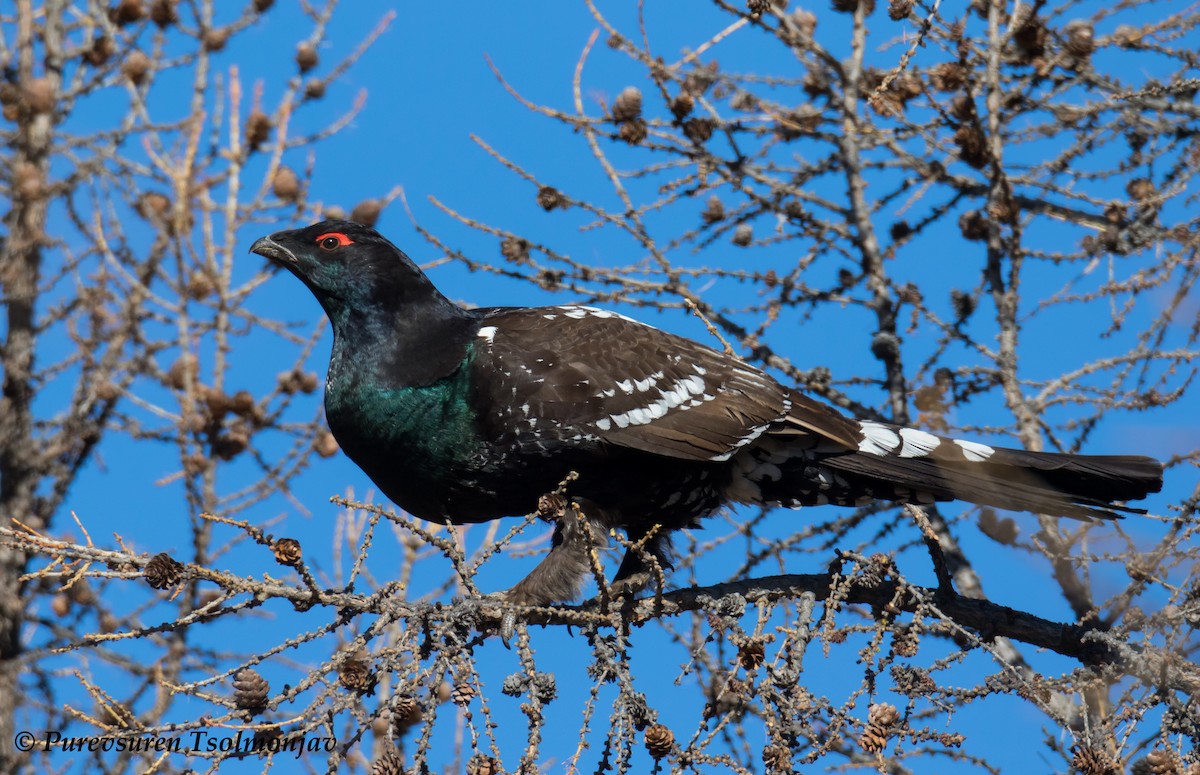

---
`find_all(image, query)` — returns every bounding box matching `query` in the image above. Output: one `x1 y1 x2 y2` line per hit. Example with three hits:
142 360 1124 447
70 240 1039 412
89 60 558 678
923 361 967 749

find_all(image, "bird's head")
251 220 450 320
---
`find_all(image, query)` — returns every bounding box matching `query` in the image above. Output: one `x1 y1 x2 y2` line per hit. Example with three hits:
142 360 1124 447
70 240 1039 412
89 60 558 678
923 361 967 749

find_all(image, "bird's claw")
499 610 518 647
606 571 653 601
484 590 528 647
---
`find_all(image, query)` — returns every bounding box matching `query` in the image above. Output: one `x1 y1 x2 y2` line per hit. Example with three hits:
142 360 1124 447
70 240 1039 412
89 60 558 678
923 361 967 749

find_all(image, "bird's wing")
471 306 861 462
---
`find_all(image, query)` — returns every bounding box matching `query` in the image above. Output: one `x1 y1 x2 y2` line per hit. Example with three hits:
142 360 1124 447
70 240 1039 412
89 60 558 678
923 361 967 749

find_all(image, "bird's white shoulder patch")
954 439 995 462
477 326 498 343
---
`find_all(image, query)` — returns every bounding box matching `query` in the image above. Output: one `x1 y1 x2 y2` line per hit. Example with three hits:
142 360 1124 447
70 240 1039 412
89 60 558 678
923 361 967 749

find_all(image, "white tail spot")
954 439 995 462
858 421 900 455
898 427 940 458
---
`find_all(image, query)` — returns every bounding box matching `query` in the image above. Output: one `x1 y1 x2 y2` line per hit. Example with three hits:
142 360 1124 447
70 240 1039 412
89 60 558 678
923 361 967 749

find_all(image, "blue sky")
30 1 1198 772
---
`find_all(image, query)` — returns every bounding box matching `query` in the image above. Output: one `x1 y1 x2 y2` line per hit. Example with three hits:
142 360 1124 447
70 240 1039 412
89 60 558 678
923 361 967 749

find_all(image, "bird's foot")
479 592 521 647
486 586 553 647
606 570 653 601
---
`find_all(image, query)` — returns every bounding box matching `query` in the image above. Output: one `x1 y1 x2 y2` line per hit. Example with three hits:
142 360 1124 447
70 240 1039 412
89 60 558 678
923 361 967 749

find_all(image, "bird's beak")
250 235 297 265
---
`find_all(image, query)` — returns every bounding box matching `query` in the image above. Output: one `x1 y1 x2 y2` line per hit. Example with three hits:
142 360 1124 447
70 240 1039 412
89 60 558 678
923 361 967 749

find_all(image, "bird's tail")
744 422 1163 520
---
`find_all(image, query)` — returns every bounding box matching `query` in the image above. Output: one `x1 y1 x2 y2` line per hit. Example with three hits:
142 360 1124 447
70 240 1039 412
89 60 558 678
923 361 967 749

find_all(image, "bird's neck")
325 296 480 389
321 298 483 504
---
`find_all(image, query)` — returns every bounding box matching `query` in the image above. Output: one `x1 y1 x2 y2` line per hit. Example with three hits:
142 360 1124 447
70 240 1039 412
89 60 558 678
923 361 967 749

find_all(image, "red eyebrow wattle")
316 232 353 246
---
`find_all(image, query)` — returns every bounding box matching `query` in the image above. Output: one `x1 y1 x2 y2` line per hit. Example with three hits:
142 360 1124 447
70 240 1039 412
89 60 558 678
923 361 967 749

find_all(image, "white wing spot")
661 382 690 409
954 439 995 462
633 370 664 393
645 400 668 419
898 427 940 458
555 305 647 326
595 417 612 431
477 326 497 343
858 421 901 456
615 379 634 394
607 403 661 429
729 423 770 452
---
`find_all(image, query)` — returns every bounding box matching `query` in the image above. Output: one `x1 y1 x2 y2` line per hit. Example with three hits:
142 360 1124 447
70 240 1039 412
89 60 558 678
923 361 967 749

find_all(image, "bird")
252 220 1164 607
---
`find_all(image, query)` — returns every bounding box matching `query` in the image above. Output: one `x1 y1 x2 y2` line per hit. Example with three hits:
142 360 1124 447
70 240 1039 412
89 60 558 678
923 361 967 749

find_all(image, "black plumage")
252 220 1164 606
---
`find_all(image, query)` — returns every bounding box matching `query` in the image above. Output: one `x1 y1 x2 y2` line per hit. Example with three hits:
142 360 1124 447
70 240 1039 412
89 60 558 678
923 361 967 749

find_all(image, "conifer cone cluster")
143 552 184 590
271 537 303 567
860 703 900 753
232 668 270 716
644 723 674 759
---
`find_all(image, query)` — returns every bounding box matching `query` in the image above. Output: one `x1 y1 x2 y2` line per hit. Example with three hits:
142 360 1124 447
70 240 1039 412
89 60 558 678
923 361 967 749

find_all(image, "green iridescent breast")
324 351 481 480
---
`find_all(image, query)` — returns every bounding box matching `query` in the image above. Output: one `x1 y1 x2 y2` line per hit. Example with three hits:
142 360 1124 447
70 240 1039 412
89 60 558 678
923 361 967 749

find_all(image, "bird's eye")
316 232 353 251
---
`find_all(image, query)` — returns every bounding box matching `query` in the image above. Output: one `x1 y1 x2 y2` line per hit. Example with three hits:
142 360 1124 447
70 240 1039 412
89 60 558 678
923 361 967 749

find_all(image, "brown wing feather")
778 390 862 449
477 306 858 462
